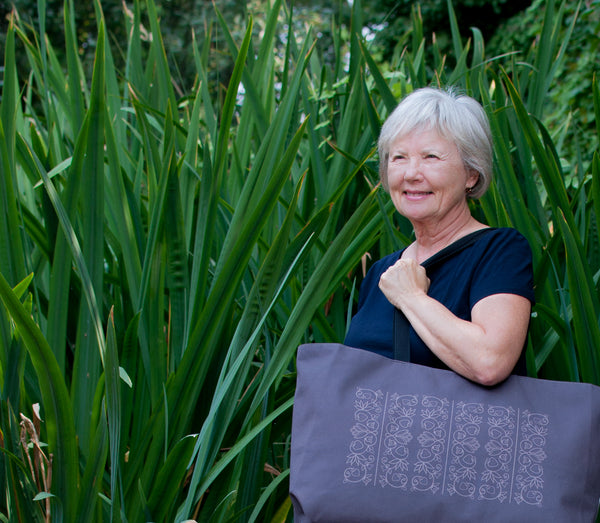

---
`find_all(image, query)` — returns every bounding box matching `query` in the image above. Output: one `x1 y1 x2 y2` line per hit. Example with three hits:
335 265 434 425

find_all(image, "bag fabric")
290 343 600 522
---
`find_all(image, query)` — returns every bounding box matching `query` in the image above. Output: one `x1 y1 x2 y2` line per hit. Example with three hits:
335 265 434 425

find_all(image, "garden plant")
0 0 599 521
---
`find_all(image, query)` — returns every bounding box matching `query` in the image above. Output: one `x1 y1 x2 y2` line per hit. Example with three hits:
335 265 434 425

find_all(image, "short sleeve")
468 228 535 308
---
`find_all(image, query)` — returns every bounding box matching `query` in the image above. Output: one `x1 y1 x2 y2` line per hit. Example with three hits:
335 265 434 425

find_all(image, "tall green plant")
0 0 599 521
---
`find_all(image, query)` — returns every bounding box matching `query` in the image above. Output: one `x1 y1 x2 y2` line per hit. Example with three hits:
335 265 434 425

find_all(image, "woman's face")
386 127 478 228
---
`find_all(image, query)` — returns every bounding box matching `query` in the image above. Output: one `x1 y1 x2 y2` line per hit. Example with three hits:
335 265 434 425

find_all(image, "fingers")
383 259 429 288
378 259 430 304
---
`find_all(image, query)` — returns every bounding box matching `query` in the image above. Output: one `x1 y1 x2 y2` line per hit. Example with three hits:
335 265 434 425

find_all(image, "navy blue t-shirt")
344 227 535 375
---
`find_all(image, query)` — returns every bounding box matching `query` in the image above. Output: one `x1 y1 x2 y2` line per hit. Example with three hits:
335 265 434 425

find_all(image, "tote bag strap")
393 227 496 362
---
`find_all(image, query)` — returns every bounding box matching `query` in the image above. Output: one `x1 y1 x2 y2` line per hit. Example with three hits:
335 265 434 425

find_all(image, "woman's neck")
408 213 486 263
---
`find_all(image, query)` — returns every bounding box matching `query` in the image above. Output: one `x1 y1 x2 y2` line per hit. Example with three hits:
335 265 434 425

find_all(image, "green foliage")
362 0 533 67
488 0 600 175
0 0 599 521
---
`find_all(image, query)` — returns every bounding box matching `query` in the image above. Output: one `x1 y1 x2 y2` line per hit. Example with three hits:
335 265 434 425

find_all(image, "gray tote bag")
290 343 600 522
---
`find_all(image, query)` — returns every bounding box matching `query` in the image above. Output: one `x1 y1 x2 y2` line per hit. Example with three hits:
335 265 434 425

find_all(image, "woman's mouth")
404 190 433 199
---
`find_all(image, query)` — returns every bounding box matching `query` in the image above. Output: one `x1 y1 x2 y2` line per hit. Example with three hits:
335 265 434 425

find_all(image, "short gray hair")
378 86 492 199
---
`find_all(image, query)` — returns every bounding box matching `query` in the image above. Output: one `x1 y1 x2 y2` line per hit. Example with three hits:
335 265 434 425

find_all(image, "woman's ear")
466 170 480 193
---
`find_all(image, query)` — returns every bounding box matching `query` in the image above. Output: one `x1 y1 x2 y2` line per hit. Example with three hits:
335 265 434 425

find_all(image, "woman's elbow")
470 355 515 387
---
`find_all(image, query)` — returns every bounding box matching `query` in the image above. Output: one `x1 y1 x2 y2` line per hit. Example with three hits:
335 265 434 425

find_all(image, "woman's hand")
378 258 430 309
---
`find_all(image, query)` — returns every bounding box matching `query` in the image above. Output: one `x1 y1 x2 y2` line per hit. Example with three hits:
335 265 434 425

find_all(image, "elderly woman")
344 87 534 386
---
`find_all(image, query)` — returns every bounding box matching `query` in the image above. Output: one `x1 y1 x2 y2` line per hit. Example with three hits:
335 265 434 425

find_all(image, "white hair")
378 86 493 198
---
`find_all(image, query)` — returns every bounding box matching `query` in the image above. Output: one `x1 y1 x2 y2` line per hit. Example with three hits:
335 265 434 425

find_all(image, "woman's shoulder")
486 226 527 239
478 227 531 252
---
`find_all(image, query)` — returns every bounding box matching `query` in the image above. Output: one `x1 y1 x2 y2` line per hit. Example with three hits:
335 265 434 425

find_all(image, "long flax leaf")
26 137 107 377
194 28 218 140
446 0 463 59
137 105 178 401
63 0 86 131
493 74 545 225
325 194 392 299
210 29 313 286
187 142 214 321
594 74 600 137
0 21 29 415
534 301 570 369
466 28 486 93
146 435 196 522
447 40 471 87
270 497 292 523
298 80 327 209
0 22 26 286
321 72 369 205
123 0 145 100
478 84 540 246
499 74 580 377
348 0 363 81
0 273 79 522
593 153 600 292
18 122 93 378
557 212 600 384
361 72 383 144
247 469 290 523
31 12 106 373
212 17 254 184
144 0 177 113
503 73 577 234
165 154 189 370
359 39 397 114
526 0 573 119
232 0 283 147
216 33 313 238
229 176 307 366
75 407 108 522
104 309 124 520
180 59 206 245
71 21 107 456
103 104 143 305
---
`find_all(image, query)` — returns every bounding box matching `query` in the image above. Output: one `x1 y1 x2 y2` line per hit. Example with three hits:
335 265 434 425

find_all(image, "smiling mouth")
404 191 433 196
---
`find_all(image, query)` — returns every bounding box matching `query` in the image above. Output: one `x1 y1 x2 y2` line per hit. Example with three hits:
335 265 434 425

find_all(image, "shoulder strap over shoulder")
422 227 496 270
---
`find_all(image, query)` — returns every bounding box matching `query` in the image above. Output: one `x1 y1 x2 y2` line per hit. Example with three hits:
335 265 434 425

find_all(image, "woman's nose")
403 157 421 180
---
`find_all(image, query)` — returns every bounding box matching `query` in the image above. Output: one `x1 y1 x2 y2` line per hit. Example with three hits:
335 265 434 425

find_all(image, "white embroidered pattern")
413 395 449 494
344 387 549 507
378 393 418 489
447 402 484 498
480 405 516 502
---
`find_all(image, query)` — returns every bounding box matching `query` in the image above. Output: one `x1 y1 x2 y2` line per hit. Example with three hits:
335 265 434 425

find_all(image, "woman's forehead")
389 126 456 148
